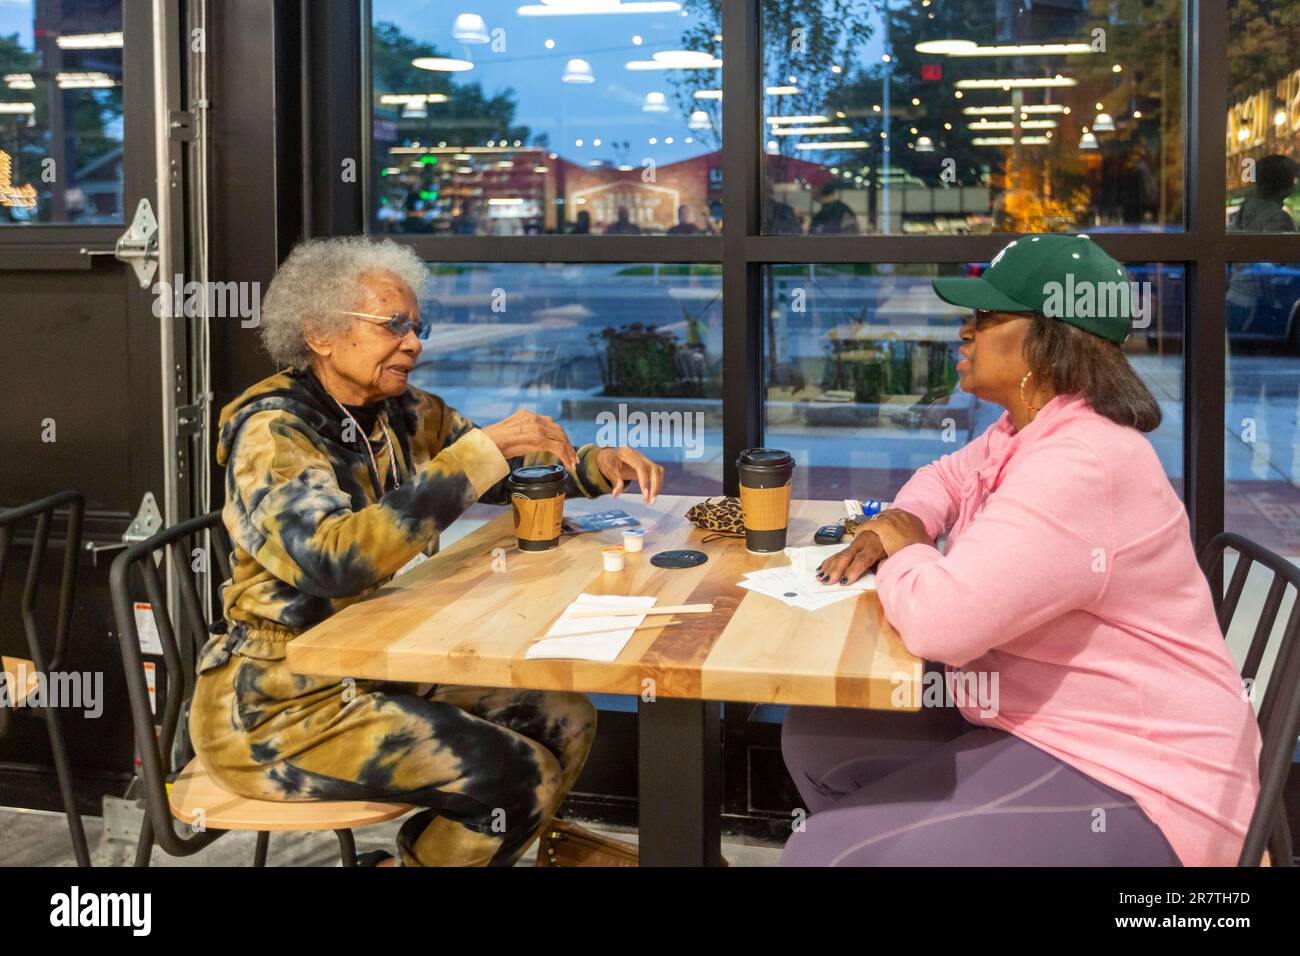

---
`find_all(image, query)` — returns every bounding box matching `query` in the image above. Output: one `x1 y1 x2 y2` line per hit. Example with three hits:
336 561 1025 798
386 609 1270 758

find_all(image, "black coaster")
650 549 709 569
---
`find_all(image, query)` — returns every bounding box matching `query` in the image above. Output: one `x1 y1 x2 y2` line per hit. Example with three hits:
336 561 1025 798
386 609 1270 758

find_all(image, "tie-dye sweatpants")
188 627 597 866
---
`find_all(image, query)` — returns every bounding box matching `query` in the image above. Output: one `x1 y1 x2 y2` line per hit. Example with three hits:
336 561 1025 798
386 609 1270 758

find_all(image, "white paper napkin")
736 545 875 611
524 593 659 662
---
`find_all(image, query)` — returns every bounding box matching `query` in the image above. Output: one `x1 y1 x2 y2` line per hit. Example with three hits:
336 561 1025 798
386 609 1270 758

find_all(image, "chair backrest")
0 491 84 737
1199 531 1300 866
108 510 232 857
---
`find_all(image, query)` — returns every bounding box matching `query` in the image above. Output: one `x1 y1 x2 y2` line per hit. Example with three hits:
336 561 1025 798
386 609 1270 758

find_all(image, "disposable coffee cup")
508 464 566 552
736 448 795 554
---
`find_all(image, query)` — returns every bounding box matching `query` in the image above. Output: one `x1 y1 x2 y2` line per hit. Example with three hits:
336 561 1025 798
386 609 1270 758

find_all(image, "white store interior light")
562 58 595 83
452 13 490 44
412 57 474 72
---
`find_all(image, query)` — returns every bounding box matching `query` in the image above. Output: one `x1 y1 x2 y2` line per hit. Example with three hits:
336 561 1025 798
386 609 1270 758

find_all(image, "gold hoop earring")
1019 370 1041 416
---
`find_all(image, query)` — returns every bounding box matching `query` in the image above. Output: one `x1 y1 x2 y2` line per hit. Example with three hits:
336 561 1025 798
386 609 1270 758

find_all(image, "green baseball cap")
932 233 1134 344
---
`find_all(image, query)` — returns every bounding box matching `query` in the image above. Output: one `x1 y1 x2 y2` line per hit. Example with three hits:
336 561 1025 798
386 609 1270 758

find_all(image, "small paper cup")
622 529 645 553
602 546 626 572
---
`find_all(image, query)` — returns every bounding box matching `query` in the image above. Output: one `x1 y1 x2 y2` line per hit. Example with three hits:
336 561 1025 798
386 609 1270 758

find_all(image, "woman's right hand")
480 410 579 470
816 526 886 586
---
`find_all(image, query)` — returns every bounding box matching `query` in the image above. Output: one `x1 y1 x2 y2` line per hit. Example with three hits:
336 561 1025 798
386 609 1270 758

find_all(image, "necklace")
332 397 401 492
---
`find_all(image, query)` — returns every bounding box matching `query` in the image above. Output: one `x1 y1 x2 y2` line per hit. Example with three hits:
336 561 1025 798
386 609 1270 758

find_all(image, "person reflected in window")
667 204 701 235
783 234 1261 867
604 205 642 235
567 210 592 234
808 182 859 235
1231 154 1298 233
764 182 800 235
449 197 480 235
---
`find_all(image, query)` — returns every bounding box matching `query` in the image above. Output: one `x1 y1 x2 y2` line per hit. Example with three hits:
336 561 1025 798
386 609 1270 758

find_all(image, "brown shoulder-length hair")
1021 313 1162 433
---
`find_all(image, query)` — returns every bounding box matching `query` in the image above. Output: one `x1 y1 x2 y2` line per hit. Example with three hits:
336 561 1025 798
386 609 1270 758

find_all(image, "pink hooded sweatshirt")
875 392 1262 866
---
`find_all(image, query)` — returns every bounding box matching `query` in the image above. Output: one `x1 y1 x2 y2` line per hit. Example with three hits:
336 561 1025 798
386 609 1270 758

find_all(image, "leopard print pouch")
685 496 746 539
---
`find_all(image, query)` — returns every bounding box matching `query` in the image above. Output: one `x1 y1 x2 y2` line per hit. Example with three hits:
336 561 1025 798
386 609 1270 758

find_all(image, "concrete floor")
0 805 785 867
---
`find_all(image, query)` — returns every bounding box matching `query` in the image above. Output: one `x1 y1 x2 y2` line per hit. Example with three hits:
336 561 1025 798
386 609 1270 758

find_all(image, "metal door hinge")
114 198 159 289
123 491 164 544
176 402 203 438
168 110 195 142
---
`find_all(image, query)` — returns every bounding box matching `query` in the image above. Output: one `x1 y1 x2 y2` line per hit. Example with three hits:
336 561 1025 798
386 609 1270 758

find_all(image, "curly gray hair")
259 236 429 371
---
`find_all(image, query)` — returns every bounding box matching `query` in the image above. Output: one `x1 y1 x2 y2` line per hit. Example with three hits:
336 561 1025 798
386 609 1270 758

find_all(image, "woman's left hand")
594 446 665 504
864 508 933 557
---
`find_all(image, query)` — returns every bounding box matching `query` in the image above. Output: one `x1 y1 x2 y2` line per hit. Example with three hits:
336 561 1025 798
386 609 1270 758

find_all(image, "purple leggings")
780 698 1182 866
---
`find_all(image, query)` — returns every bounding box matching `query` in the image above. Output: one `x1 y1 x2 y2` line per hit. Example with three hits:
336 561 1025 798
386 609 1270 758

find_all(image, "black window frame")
339 0 1300 557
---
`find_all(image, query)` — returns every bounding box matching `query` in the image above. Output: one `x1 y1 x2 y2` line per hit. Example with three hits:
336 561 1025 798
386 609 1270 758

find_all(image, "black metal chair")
0 490 91 866
109 510 409 867
1199 532 1300 866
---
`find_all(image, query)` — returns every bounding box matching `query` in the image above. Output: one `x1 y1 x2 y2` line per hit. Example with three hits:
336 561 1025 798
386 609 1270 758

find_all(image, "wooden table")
287 494 921 865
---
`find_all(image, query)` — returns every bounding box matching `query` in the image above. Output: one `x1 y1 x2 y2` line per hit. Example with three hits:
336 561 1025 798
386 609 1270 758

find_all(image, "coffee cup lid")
736 447 794 469
510 464 566 484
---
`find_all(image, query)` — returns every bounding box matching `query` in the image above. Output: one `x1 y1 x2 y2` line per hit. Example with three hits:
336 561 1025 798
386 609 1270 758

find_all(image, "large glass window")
0 0 123 224
759 0 1185 235
415 261 722 491
763 261 1185 499
1225 262 1300 554
1226 0 1300 233
370 1 723 236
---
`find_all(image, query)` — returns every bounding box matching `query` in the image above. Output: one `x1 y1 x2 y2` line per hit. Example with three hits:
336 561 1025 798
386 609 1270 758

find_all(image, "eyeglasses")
972 309 1024 332
336 310 430 340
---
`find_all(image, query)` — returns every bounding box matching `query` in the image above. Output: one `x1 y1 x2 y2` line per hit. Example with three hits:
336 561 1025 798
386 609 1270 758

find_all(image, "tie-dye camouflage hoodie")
214 369 613 648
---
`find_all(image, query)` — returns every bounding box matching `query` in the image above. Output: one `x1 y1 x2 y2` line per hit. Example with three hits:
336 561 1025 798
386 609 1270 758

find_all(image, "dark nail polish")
839 576 848 585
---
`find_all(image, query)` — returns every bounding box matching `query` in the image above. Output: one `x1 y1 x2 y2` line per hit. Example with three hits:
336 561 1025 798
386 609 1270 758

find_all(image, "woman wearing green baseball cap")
782 234 1262 867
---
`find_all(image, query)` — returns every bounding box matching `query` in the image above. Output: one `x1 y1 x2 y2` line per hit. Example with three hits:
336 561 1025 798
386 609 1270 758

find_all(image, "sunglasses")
337 310 430 340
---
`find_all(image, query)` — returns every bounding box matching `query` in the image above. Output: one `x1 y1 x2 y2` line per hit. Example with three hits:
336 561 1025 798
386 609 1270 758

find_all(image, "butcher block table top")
286 494 921 710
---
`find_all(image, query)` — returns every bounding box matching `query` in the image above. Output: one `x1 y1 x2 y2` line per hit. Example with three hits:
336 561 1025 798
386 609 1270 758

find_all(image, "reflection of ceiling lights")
915 135 934 152
1021 119 1057 129
765 140 779 154
962 104 1066 115
562 58 595 82
1091 112 1114 131
626 50 721 70
1019 136 1050 144
642 91 669 112
402 102 427 118
771 126 853 136
390 145 531 155
766 86 798 95
489 197 524 205
0 102 36 114
969 120 1014 130
453 13 490 43
956 76 1076 89
1079 131 1099 149
4 73 35 90
412 57 474 72
519 1 682 16
694 89 722 99
972 136 1015 145
794 140 869 150
380 93 450 106
768 115 828 125
915 39 1091 56
56 72 116 89
56 31 123 49
688 109 711 129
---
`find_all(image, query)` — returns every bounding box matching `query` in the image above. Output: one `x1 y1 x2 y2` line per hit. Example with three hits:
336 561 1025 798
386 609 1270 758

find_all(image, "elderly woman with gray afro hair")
189 236 664 866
